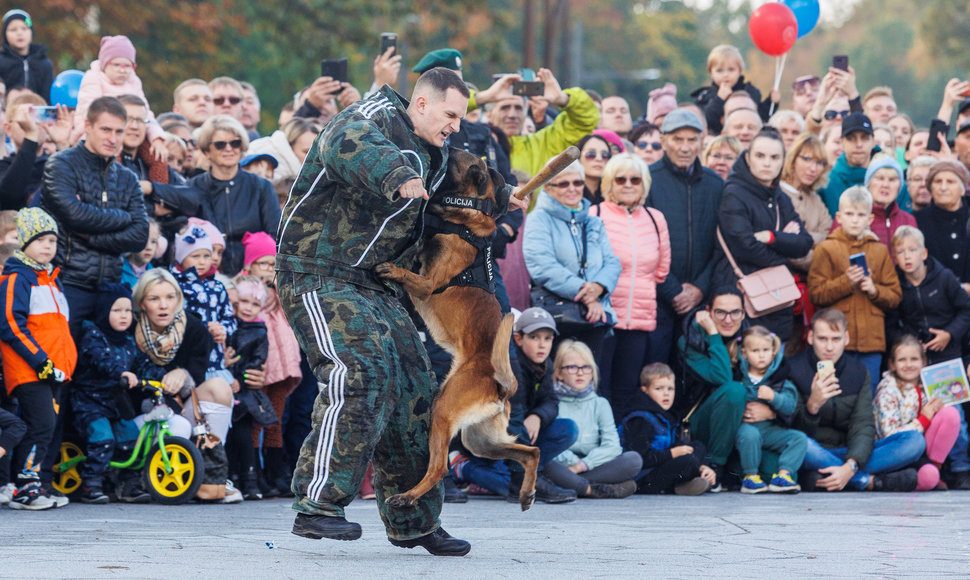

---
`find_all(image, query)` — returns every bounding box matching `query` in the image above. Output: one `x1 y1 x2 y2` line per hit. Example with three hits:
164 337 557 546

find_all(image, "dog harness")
423 196 497 294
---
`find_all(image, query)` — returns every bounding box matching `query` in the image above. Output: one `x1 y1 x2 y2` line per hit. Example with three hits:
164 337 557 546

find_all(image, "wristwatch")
847 459 859 473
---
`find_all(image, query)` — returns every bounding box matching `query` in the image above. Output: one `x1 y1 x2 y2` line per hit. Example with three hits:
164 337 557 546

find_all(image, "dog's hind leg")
461 410 540 512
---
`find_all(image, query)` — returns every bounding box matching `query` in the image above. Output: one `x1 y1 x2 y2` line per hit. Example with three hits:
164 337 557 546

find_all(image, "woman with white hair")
767 109 806 152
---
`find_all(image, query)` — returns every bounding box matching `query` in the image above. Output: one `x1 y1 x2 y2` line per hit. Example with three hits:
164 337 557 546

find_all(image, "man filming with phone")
790 309 924 492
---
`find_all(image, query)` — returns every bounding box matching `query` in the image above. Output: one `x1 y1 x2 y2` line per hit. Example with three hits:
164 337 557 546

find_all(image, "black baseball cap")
841 112 873 138
957 98 970 117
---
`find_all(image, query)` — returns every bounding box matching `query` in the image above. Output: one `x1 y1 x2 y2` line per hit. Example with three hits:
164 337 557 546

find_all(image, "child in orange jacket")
0 208 77 510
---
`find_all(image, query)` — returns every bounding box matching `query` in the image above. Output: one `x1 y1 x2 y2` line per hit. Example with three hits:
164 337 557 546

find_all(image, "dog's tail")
492 313 517 399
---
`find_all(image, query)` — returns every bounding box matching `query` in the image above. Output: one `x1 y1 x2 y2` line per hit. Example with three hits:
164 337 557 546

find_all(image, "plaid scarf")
135 309 186 367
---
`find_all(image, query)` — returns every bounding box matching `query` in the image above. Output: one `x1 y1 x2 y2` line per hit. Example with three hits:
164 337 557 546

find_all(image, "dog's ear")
467 163 490 197
487 167 506 192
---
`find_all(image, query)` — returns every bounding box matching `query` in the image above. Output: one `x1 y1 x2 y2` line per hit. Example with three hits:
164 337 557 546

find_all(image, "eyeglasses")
708 152 737 163
614 176 643 186
797 155 827 169
251 258 276 269
823 110 850 121
106 62 134 71
712 308 744 321
213 96 242 106
561 365 594 375
636 141 663 151
792 78 820 94
548 179 584 189
583 150 611 160
211 139 243 150
126 117 147 126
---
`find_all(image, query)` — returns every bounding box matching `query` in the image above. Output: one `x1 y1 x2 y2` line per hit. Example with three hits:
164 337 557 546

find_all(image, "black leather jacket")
40 143 149 288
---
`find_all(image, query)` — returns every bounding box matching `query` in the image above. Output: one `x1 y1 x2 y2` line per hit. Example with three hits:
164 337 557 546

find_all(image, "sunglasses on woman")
583 150 611 160
212 139 243 150
636 141 663 151
213 96 242 106
548 179 585 189
614 176 643 186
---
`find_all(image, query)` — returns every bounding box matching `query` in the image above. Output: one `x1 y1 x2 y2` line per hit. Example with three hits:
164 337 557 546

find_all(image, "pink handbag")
715 207 800 318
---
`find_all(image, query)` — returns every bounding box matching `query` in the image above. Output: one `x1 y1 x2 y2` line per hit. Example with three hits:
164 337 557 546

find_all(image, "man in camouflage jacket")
277 68 523 556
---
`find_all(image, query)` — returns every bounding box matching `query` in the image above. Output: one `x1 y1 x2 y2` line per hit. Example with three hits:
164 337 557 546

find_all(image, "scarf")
13 249 52 273
553 380 595 399
135 309 186 367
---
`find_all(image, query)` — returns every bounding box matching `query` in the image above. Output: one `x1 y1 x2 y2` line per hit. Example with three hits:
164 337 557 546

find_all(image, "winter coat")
523 191 621 325
738 347 798 421
156 169 280 276
690 76 772 135
780 181 832 272
675 317 744 418
808 227 901 353
246 130 304 188
554 388 623 470
873 371 931 440
261 289 302 386
790 349 874 468
70 60 164 145
0 407 26 456
915 203 970 284
888 256 970 364
647 155 724 307
0 43 53 103
712 154 812 340
619 390 690 470
593 201 670 331
170 265 236 374
134 311 214 413
508 343 560 444
831 201 916 251
40 143 149 289
227 318 268 385
818 153 868 217
70 320 140 423
0 256 77 393
0 138 47 210
276 86 450 294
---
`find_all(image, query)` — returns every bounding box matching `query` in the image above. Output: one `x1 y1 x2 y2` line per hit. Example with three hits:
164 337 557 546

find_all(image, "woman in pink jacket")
593 153 671 423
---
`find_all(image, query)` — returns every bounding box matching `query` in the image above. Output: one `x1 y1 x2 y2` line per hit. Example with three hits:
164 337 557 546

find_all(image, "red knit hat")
242 231 276 268
99 35 136 70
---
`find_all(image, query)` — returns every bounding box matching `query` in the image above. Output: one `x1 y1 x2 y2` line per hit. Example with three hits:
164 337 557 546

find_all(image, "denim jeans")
947 403 970 473
802 431 925 490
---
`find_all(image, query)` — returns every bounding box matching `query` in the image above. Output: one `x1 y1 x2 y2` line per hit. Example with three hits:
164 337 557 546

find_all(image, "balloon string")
770 52 787 117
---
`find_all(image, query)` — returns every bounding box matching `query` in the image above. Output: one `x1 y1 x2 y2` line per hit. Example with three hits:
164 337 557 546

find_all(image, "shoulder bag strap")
716 226 745 280
644 206 661 246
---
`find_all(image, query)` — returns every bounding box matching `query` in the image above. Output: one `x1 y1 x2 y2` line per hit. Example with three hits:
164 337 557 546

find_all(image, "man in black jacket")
40 96 149 339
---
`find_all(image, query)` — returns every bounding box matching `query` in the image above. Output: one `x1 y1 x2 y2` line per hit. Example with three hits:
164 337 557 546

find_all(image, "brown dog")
376 149 539 511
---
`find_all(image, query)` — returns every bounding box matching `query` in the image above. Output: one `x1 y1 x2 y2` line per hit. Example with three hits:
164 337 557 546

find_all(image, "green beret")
413 48 463 74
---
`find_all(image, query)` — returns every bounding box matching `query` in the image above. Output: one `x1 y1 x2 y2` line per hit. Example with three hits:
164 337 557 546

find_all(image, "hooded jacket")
522 191 621 325
227 318 268 385
780 181 832 272
40 142 149 288
790 348 874 468
819 153 868 217
508 342 560 444
69 60 164 145
594 201 670 331
276 85 448 294
0 43 53 103
690 75 772 135
553 386 623 470
738 346 798 422
620 390 689 470
807 227 901 353
830 200 916 251
888 256 970 364
647 155 724 307
0 256 77 393
246 130 304 188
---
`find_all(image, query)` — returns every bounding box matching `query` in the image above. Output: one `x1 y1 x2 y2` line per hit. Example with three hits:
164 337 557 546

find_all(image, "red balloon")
749 3 798 56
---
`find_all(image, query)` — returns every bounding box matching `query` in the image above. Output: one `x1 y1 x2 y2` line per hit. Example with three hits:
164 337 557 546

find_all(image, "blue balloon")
784 0 820 39
49 69 84 108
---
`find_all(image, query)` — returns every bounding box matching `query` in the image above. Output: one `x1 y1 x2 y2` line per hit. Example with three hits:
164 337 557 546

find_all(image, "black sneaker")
534 474 577 504
443 475 468 503
116 480 151 504
389 527 471 557
588 480 637 499
872 468 918 492
291 513 362 541
81 487 110 504
945 470 970 490
799 470 824 492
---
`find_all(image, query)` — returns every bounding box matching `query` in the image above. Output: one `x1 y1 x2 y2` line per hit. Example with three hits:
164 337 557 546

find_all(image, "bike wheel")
53 442 84 495
143 436 203 504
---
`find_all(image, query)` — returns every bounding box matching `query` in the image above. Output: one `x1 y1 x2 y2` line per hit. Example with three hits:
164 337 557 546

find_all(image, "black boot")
292 513 362 541
389 528 471 556
243 466 263 500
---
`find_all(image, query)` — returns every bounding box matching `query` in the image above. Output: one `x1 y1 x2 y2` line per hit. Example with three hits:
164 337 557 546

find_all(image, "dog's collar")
430 194 495 218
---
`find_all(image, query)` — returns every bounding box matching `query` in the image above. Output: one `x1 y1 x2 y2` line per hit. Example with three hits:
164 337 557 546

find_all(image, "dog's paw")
375 262 403 280
519 490 536 512
386 493 417 508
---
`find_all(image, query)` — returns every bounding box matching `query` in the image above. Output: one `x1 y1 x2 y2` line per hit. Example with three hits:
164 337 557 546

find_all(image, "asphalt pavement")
2 491 969 578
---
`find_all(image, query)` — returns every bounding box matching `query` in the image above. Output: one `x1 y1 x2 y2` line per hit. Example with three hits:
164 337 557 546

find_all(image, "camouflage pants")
277 271 442 540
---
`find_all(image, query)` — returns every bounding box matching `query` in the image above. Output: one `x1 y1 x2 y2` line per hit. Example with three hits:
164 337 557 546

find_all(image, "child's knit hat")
187 217 225 249
242 231 276 268
646 82 678 125
2 9 31 44
99 35 136 70
174 225 212 266
16 207 57 250
234 274 267 307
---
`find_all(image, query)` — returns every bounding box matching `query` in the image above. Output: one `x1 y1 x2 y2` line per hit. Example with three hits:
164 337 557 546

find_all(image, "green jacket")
818 152 868 217
507 87 600 180
276 86 448 294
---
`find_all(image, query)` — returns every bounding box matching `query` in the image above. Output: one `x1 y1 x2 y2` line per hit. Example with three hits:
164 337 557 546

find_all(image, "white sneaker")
44 486 70 508
0 482 16 505
219 480 243 504
8 482 56 511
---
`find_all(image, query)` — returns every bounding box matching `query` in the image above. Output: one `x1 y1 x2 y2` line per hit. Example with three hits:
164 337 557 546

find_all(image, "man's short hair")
116 94 146 108
639 362 674 388
240 81 257 95
87 96 127 124
863 86 894 105
838 185 873 214
892 225 925 250
412 67 470 100
209 76 244 95
811 308 848 333
173 78 208 103
6 92 45 117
